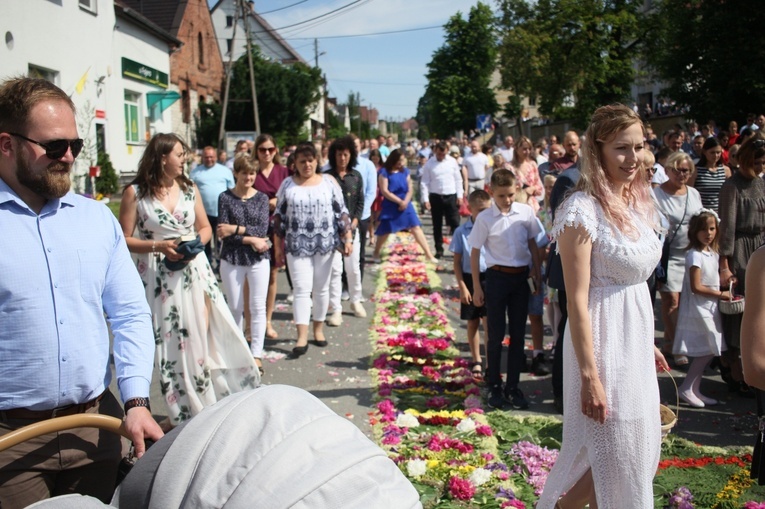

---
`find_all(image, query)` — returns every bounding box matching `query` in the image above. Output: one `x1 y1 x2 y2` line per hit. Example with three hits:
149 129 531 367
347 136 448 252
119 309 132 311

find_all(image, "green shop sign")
121 58 168 89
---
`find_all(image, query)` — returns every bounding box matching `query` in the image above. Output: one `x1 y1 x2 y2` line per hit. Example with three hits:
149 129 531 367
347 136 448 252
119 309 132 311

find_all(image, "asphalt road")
132 213 758 450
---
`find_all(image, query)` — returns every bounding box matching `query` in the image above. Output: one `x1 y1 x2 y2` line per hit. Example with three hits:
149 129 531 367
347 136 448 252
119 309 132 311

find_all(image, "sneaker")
351 301 367 318
504 387 530 410
531 353 550 376
286 292 294 303
341 290 350 301
487 387 507 410
326 310 343 327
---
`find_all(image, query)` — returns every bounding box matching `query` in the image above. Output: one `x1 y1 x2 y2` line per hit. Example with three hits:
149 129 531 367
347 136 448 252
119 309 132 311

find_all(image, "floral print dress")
132 185 259 424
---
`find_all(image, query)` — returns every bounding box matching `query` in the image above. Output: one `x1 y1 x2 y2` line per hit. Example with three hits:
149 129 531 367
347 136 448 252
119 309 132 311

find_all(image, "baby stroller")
0 386 422 509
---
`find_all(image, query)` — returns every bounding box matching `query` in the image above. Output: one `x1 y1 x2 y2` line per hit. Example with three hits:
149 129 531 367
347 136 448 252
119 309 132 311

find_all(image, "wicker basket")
660 371 679 439
720 282 745 315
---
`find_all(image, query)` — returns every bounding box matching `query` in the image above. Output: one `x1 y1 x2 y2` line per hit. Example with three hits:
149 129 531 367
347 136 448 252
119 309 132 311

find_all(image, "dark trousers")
0 391 124 509
205 215 219 269
429 193 460 255
358 217 370 281
485 269 530 390
552 288 567 399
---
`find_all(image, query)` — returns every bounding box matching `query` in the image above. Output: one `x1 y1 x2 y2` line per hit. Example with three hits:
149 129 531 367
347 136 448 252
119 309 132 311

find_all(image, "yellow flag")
75 68 89 95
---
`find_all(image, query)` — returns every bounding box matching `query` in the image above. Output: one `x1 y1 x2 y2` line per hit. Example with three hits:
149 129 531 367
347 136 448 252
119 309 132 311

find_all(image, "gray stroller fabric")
28 385 421 508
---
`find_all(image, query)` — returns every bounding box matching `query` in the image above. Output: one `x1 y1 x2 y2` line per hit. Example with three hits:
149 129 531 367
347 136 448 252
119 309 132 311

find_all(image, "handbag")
657 191 689 284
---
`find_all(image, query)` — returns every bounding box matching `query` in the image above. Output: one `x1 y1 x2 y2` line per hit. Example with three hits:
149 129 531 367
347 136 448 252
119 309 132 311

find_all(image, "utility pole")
357 91 361 136
218 0 241 147
241 0 261 134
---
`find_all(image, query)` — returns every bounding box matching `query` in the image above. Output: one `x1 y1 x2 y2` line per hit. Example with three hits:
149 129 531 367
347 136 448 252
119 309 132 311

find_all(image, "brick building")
119 0 225 148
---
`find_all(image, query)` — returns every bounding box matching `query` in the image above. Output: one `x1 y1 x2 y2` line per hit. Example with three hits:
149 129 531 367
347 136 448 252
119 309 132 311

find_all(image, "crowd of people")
1 73 764 508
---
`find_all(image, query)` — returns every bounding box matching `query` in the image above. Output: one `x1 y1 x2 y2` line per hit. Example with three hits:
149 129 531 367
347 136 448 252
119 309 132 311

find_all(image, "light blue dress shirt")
354 157 378 221
190 163 234 218
0 179 154 410
449 219 487 275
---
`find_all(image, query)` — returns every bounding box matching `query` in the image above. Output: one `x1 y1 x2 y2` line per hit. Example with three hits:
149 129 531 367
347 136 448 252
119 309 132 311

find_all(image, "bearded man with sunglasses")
0 77 162 508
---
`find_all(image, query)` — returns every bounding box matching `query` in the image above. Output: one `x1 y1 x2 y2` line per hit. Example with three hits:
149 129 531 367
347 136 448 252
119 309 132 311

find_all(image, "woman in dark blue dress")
372 149 438 263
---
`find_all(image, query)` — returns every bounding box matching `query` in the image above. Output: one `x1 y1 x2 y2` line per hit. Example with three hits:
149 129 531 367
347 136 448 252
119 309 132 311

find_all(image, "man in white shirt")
462 140 489 196
499 135 514 162
421 141 464 258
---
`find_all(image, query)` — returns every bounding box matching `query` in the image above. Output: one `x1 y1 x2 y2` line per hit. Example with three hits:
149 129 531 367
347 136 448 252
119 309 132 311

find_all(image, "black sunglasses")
9 132 83 159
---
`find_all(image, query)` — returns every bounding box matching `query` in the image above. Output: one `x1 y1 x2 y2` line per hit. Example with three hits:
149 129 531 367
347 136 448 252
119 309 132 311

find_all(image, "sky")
211 0 484 121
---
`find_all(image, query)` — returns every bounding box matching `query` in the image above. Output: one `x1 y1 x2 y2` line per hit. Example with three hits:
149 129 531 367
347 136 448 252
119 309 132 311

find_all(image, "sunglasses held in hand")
9 132 84 159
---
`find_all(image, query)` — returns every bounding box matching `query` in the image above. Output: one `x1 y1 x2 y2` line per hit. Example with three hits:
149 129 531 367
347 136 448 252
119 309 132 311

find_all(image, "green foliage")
326 109 348 139
225 46 322 140
196 101 222 148
95 152 120 196
420 2 499 137
495 0 643 128
646 0 765 125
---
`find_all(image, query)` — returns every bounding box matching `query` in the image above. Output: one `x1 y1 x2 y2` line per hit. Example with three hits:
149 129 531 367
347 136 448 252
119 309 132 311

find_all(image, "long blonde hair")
576 104 654 236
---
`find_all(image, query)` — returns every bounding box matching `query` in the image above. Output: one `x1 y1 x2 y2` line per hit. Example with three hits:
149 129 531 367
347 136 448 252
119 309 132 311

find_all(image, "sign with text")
121 58 168 89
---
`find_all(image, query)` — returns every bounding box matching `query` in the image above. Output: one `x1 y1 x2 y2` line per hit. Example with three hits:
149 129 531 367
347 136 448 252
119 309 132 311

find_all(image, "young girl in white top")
674 209 732 407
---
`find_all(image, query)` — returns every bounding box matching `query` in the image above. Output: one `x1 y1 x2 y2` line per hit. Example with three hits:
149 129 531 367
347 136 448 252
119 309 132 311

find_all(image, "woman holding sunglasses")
653 151 703 366
119 133 259 428
251 134 290 339
718 132 765 397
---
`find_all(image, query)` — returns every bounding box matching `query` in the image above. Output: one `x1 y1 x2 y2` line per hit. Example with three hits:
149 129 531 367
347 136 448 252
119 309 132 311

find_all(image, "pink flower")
501 500 526 508
166 391 178 405
137 260 147 274
448 476 476 501
476 425 493 436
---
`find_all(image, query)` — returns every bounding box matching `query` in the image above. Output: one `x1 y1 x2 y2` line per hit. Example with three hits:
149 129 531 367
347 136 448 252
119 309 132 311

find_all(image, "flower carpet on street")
368 232 765 508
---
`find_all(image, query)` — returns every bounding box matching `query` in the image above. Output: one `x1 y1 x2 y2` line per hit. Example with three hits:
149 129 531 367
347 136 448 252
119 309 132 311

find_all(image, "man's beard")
16 149 71 199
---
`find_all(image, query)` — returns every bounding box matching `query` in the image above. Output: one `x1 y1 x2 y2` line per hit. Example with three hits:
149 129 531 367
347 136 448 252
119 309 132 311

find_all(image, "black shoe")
531 353 550 376
487 387 507 410
504 387 530 410
435 251 443 259
289 344 309 359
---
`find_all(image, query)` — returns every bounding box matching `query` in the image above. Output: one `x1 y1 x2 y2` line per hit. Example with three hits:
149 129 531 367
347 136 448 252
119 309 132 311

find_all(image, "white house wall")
110 18 173 177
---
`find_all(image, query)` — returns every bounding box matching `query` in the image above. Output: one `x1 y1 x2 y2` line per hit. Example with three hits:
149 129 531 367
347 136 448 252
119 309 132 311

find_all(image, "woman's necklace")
234 186 255 201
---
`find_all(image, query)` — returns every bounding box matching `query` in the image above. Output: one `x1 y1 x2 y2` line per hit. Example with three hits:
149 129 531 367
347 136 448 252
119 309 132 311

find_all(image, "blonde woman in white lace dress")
538 105 670 509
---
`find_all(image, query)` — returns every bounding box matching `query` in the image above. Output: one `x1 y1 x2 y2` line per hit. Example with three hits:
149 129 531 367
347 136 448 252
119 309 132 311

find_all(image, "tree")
646 0 765 124
496 0 643 129
225 46 322 142
95 152 119 196
419 2 499 137
196 101 222 148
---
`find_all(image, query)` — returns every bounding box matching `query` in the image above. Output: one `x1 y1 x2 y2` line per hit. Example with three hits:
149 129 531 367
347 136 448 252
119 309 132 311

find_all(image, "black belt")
1 391 106 420
489 265 527 274
468 178 484 182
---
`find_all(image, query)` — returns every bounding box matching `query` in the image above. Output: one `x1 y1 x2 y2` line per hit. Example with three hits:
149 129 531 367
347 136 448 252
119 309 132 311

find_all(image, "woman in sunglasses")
119 133 259 428
718 132 765 398
251 134 290 339
653 151 703 366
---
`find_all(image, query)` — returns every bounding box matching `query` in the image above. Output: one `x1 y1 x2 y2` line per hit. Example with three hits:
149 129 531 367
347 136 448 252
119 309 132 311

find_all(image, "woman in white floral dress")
119 133 259 426
538 106 670 508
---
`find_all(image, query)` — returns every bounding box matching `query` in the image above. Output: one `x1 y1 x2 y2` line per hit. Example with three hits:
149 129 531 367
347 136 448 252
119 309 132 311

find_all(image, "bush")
95 152 120 196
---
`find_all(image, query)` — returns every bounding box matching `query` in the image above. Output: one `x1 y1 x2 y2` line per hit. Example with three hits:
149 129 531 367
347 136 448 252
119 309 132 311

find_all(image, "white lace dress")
538 192 662 508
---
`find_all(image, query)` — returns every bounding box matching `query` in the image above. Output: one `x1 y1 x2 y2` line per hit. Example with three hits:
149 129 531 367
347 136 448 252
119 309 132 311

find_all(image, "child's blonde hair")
686 209 720 253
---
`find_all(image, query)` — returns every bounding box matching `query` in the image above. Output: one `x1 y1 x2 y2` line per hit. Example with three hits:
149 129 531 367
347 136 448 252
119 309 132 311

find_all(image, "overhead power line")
259 0 310 15
282 24 442 40
332 79 425 87
252 0 367 34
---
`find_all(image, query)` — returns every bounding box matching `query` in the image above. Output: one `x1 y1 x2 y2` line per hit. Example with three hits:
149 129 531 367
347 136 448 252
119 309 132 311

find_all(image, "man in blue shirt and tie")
0 77 162 508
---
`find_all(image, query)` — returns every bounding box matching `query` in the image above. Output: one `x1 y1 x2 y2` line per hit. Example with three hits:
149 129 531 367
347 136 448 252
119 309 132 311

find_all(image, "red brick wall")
170 0 224 106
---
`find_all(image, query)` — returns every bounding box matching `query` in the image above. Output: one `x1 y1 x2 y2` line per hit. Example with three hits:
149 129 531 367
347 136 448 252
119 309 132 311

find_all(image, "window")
198 33 204 66
226 38 233 55
28 64 58 84
79 0 97 14
226 15 234 28
124 91 141 144
528 96 537 107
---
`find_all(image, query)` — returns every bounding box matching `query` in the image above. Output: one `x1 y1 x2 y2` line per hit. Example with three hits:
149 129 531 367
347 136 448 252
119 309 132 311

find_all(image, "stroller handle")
0 414 129 452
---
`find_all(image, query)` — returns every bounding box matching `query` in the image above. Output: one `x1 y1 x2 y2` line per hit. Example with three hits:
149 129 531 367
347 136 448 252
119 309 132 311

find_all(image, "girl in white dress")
674 209 731 407
538 105 670 509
